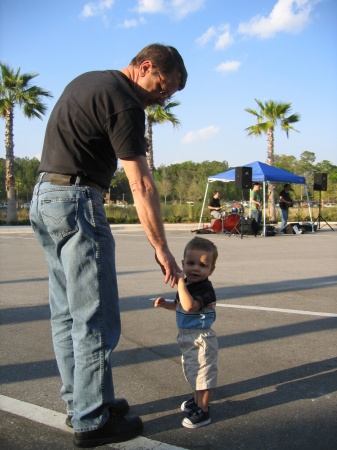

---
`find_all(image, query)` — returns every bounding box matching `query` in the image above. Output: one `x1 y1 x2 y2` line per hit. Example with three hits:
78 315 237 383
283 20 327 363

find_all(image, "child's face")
182 249 215 283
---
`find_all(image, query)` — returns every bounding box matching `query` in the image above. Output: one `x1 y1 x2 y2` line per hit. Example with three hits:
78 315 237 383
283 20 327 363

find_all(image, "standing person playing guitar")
250 183 262 231
279 183 294 233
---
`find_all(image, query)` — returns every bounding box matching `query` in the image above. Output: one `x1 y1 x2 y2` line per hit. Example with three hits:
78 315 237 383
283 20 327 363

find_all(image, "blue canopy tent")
199 161 312 236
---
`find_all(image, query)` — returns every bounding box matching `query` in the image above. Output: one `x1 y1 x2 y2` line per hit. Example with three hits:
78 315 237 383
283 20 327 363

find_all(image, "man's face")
136 61 181 107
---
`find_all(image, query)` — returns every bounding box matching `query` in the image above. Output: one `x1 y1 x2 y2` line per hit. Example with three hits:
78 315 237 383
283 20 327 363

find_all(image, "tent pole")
263 181 266 237
305 185 314 231
199 181 210 229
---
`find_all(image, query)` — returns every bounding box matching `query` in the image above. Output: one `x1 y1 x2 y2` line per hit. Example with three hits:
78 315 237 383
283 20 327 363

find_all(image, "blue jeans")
279 207 289 231
29 178 120 432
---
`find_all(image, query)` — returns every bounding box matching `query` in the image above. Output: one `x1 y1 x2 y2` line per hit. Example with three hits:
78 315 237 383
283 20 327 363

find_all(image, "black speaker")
284 223 300 234
313 173 327 191
235 166 252 189
241 218 258 235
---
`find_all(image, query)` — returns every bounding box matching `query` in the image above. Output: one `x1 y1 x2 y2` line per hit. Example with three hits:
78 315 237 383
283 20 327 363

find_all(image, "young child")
153 237 218 429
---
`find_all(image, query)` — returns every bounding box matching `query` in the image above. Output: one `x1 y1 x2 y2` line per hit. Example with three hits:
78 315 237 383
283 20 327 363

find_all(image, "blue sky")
1 0 336 170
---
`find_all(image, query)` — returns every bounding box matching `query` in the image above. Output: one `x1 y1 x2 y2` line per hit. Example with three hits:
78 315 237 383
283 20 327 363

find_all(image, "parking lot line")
0 395 186 450
217 303 337 317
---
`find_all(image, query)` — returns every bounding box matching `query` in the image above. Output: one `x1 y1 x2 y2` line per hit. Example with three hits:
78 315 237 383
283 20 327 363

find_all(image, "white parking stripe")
0 395 186 450
216 303 337 317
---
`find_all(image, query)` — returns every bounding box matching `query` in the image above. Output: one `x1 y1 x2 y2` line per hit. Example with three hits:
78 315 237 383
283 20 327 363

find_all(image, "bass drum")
223 214 241 233
211 218 223 234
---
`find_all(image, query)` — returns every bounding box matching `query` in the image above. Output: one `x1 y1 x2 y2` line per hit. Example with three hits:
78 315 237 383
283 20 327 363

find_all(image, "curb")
0 223 201 234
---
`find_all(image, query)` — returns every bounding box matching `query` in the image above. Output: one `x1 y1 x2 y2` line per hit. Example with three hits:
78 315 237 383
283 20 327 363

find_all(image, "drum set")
193 203 256 237
211 213 241 234
210 207 242 235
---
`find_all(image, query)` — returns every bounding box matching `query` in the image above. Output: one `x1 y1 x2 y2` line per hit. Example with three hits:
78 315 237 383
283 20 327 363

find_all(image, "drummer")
208 191 222 219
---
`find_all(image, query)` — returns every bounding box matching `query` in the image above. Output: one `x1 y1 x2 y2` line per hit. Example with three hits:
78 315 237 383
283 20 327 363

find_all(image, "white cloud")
171 0 205 20
181 125 219 144
79 0 114 26
215 24 234 49
119 17 146 28
237 0 319 39
80 0 114 18
135 0 205 19
196 24 234 49
215 61 241 74
196 26 217 46
136 0 165 14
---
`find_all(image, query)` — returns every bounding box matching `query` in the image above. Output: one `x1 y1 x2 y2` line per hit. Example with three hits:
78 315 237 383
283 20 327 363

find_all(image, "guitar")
280 200 293 209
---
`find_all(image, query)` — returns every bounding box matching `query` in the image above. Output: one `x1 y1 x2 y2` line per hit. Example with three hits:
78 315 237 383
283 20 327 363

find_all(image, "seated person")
208 191 222 219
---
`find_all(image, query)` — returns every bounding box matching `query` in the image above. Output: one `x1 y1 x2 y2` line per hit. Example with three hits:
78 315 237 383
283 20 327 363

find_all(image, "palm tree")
145 98 181 176
0 63 52 223
245 99 300 221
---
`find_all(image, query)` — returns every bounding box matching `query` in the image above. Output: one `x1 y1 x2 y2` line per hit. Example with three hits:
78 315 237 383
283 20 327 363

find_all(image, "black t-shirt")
209 197 220 208
175 278 216 308
39 70 146 189
279 189 292 209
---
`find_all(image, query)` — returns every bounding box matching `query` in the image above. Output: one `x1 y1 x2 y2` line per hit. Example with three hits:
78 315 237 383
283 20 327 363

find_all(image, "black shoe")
182 407 211 429
181 396 197 413
73 414 143 448
66 398 130 428
66 415 73 428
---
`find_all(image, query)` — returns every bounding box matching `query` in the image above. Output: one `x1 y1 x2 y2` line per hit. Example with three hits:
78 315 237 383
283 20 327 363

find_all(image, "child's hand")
153 297 166 307
177 271 184 281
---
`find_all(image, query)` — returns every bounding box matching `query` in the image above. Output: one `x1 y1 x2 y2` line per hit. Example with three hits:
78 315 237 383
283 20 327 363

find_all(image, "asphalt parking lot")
1 224 337 450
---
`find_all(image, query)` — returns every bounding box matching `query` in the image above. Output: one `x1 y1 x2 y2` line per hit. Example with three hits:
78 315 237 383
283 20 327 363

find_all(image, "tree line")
1 62 336 223
1 152 336 207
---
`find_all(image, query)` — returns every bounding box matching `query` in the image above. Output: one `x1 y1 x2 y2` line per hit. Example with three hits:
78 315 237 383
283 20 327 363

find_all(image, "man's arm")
120 155 181 287
279 194 292 206
250 193 261 208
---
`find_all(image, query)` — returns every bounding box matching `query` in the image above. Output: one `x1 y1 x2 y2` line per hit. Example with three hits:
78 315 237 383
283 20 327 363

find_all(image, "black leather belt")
39 173 106 193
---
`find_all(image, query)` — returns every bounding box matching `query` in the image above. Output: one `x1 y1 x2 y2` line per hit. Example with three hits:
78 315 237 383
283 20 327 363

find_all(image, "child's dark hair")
184 237 218 265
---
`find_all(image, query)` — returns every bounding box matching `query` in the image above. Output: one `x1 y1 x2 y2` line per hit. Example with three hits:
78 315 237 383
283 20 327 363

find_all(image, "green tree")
109 167 132 204
173 171 188 204
156 177 172 204
296 151 316 198
145 98 180 176
14 157 40 203
186 179 204 203
0 63 52 222
274 154 297 173
245 99 300 221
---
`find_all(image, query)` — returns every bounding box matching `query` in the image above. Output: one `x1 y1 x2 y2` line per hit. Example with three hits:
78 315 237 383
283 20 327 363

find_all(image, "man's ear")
139 60 153 76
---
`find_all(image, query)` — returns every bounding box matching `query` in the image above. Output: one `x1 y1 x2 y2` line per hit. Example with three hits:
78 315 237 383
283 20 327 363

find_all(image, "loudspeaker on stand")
313 173 327 191
235 166 252 189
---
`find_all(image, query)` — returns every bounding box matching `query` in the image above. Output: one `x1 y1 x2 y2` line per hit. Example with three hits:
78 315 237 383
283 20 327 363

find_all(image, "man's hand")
155 249 182 288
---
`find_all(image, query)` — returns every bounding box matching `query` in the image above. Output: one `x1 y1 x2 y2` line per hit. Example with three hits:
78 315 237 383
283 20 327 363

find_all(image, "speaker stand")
229 189 256 239
313 192 334 231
